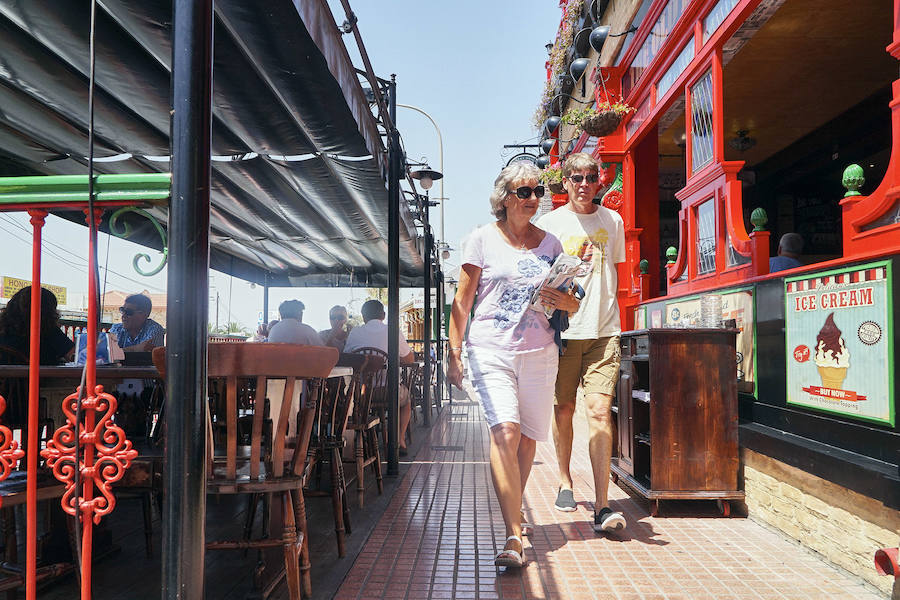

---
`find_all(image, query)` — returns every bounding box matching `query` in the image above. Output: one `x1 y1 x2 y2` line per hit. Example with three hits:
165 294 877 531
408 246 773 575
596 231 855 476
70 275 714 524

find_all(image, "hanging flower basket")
540 165 565 195
581 110 623 137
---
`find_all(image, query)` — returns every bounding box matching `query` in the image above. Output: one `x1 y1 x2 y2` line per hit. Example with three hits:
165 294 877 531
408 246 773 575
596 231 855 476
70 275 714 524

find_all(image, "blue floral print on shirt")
493 282 535 330
517 258 542 278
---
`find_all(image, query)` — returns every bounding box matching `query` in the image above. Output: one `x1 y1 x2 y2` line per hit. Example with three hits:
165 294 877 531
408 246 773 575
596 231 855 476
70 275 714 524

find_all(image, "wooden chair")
349 348 391 449
339 353 384 508
153 343 338 599
301 354 355 558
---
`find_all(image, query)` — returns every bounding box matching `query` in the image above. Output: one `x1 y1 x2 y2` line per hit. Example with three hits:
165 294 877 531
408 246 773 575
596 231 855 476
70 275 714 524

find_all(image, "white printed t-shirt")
345 319 413 359
461 224 563 352
536 205 625 339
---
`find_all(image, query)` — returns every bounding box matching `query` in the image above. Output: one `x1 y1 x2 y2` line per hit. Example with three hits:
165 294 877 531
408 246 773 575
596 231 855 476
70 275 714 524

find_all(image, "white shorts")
466 344 559 442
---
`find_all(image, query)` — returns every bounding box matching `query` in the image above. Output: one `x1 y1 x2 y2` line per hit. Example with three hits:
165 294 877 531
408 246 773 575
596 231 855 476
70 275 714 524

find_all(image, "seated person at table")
318 305 352 352
0 286 75 364
345 299 414 455
251 319 279 343
769 232 804 273
110 293 165 352
267 300 323 345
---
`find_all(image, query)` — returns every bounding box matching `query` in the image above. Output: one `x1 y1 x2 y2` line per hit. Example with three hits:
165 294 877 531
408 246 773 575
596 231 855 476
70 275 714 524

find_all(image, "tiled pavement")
335 396 883 600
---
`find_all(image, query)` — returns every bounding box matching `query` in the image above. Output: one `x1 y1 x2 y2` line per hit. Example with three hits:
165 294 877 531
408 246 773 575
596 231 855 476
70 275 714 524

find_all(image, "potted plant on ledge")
540 164 565 195
562 99 635 138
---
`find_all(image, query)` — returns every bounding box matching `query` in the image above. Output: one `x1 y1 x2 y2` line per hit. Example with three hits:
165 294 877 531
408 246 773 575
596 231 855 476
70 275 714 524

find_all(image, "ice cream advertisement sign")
785 261 894 426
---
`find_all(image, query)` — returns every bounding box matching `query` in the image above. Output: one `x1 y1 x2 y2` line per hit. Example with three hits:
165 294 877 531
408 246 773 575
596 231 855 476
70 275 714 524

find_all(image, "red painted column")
25 209 47 600
80 208 103 598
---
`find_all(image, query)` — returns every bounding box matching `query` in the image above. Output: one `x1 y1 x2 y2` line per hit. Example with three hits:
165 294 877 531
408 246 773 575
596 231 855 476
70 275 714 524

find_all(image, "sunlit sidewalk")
334 389 881 600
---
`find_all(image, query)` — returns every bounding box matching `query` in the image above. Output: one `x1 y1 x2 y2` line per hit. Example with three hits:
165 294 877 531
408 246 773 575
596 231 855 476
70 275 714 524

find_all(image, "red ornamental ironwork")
41 385 138 523
0 396 25 506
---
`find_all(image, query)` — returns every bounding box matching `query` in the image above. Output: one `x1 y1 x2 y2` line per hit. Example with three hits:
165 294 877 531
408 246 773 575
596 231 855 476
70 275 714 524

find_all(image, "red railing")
0 173 169 599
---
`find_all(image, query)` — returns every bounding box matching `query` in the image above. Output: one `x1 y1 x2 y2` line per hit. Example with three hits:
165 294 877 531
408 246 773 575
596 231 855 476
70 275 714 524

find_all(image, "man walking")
536 153 627 533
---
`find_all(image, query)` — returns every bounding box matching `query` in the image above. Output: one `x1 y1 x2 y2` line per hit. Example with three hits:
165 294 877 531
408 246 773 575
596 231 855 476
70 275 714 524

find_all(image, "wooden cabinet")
611 328 744 516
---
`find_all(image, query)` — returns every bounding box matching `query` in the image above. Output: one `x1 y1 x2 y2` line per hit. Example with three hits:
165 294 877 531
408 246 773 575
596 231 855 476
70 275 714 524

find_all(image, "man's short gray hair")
779 232 804 255
489 162 542 221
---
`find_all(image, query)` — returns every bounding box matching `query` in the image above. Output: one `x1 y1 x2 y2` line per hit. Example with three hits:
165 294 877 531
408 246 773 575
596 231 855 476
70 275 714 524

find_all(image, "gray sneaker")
594 507 626 532
554 488 577 512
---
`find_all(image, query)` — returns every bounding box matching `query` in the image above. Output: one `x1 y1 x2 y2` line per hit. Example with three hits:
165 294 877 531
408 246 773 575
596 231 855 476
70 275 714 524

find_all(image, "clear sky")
0 1 562 333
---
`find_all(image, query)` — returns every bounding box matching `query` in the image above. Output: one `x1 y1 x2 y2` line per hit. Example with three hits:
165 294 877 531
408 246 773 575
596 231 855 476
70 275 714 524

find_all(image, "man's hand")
138 340 155 352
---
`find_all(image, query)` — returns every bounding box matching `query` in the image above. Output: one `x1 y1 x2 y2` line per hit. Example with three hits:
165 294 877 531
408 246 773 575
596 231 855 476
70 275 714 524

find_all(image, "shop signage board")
505 153 538 167
785 261 894 426
664 287 755 383
1 276 67 305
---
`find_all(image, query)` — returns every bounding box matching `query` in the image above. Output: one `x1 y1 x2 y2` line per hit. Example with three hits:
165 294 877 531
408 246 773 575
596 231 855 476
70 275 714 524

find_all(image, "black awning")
0 0 423 286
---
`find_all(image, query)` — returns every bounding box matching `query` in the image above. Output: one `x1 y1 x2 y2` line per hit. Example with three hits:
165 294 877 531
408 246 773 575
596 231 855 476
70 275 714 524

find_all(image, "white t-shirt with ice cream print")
537 204 625 339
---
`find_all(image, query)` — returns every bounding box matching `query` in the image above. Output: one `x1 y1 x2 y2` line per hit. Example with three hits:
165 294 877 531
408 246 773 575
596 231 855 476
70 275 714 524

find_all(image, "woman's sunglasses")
567 174 600 183
509 185 545 199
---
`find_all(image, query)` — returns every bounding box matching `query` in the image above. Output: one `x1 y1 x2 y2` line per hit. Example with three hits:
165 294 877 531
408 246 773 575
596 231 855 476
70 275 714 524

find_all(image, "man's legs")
552 340 581 511
581 336 624 531
582 391 614 510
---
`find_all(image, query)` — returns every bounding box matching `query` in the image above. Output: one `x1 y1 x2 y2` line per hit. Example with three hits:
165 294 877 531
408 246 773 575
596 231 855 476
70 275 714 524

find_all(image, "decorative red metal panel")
41 387 138 522
0 396 25 507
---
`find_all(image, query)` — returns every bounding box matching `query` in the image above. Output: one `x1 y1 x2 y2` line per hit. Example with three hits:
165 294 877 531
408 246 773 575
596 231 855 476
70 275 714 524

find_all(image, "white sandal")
494 535 525 568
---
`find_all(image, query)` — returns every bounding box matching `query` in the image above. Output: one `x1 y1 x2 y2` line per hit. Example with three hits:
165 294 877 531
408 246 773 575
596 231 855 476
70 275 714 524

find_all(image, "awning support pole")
263 272 269 326
387 75 401 476
163 0 213 597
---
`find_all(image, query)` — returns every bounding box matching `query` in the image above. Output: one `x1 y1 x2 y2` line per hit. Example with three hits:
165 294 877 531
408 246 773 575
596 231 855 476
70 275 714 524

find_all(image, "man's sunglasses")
119 307 137 316
509 185 545 199
567 174 600 183
329 314 347 321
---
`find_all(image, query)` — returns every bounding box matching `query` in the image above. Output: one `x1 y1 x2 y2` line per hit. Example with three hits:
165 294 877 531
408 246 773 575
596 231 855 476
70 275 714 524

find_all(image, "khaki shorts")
554 336 621 405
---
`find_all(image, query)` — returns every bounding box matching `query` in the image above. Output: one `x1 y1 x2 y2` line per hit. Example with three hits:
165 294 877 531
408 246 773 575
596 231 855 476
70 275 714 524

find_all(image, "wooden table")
0 365 350 379
0 364 159 380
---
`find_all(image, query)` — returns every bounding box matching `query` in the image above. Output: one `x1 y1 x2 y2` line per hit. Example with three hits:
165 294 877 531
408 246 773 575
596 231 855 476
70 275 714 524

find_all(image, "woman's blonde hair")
489 162 542 220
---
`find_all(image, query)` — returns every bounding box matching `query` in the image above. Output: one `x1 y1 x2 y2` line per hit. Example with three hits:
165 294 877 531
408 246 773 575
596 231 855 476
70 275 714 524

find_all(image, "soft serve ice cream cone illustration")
814 313 850 389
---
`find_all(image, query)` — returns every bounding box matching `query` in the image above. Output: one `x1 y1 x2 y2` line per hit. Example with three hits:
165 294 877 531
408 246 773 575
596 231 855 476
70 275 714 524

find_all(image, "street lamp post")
399 104 449 404
411 167 443 424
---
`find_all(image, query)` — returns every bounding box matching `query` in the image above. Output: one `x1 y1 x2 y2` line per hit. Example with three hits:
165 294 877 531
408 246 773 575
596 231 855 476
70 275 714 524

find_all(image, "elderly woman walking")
447 162 577 569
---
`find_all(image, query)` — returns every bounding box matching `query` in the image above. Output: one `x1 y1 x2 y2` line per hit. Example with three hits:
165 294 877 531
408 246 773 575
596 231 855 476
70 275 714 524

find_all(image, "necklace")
501 222 529 250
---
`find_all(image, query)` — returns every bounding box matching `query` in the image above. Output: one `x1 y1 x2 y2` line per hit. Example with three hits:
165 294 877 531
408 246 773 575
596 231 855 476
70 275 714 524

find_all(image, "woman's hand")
447 352 464 389
539 286 580 313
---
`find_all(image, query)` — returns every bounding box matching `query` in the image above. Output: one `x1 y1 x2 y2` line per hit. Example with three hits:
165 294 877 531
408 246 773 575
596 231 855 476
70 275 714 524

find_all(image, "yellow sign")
1 277 67 305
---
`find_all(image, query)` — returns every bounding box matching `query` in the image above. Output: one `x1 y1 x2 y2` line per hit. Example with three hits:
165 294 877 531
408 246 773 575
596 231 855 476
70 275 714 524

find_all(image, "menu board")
785 261 894 426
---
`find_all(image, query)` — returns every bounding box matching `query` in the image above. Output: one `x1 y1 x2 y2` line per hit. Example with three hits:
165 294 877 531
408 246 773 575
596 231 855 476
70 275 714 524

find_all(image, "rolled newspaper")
528 254 583 318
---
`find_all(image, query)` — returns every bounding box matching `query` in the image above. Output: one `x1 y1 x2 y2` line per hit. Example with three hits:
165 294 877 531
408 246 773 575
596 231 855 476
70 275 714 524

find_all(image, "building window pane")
726 229 751 267
697 199 716 274
691 70 715 171
703 0 739 42
623 0 689 97
657 41 694 100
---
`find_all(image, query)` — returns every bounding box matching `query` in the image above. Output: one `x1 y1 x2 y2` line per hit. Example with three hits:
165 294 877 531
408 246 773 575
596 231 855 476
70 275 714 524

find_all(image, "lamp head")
540 139 555 155
411 167 443 191
589 26 610 53
570 58 590 82
543 116 561 135
536 155 550 169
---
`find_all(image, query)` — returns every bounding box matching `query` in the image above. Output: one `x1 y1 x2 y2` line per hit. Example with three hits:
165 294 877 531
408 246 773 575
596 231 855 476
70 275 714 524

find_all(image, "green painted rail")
0 173 171 206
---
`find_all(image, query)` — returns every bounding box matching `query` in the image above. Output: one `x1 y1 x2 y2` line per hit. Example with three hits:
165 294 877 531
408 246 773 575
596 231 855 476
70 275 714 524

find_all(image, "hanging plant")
539 165 566 195
533 0 585 132
562 98 634 137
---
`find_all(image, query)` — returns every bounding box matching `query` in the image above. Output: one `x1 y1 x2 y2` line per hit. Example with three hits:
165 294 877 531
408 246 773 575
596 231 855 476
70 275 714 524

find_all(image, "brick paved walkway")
335 396 881 600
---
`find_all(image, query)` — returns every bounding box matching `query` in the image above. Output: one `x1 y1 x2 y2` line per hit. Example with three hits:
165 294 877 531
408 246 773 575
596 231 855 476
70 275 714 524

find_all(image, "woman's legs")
517 434 537 493
489 422 524 546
